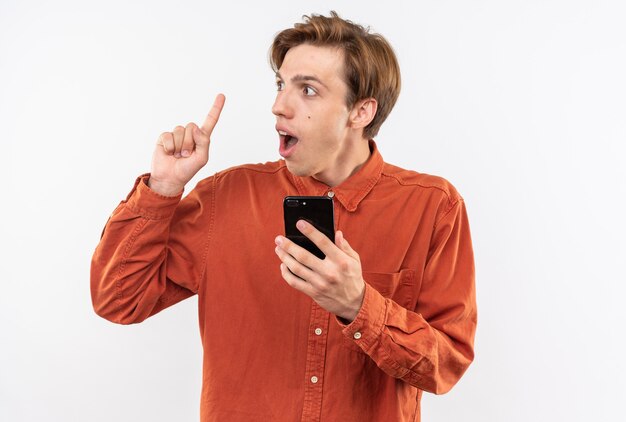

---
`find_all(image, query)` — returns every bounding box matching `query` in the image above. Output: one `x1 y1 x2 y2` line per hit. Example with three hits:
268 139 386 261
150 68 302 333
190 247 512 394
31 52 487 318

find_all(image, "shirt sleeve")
90 174 215 324
340 198 477 394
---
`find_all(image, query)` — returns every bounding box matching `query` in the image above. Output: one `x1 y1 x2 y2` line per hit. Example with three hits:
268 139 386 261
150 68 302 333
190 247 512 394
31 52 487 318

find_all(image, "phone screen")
283 196 335 259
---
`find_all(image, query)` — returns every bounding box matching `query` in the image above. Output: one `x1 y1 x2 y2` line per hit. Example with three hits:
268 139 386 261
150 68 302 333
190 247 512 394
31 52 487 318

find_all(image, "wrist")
339 283 366 323
147 177 184 197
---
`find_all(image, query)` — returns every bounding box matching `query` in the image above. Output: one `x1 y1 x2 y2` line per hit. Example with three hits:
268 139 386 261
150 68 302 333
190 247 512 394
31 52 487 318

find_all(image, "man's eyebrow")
275 72 329 90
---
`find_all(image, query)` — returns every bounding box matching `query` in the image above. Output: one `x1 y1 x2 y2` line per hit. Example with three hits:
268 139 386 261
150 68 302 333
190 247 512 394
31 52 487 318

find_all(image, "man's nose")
272 91 293 118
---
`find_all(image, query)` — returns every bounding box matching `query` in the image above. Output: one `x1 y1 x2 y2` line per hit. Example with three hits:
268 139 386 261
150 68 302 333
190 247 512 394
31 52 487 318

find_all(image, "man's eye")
303 86 316 96
276 81 284 91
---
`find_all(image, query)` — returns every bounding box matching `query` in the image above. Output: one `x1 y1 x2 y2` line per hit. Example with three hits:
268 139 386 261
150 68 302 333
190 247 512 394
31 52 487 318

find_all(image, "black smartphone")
283 196 335 259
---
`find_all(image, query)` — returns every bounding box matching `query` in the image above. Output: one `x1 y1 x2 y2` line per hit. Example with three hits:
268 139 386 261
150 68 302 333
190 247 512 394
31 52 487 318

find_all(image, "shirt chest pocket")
341 268 417 354
363 268 417 309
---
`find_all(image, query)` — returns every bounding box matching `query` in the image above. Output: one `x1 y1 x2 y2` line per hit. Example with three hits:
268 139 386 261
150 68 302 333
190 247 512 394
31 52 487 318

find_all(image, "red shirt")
91 142 476 421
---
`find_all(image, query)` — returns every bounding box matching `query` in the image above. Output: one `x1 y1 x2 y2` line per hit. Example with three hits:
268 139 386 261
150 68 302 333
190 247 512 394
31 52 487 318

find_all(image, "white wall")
1 1 625 421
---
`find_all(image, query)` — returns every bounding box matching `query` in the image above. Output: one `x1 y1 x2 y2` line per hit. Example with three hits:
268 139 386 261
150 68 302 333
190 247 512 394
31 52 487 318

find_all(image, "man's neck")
312 139 372 187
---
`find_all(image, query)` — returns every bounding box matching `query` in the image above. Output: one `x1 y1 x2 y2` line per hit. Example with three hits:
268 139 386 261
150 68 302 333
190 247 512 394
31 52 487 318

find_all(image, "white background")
1 0 625 421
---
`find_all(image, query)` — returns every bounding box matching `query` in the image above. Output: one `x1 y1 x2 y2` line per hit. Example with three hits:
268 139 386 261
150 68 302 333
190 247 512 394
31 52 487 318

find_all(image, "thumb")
336 231 360 261
193 125 211 153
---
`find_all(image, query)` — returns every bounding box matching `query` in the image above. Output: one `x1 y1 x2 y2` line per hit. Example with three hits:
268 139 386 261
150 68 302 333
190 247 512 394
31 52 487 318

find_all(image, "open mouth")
278 130 299 157
279 131 298 147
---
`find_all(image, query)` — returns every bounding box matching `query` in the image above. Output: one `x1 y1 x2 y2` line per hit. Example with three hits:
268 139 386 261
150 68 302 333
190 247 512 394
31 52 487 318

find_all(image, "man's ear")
349 98 378 131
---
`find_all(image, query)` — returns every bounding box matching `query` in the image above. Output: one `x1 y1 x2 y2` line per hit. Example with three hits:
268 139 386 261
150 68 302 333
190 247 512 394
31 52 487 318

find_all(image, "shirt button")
311 376 319 384
314 328 322 336
327 191 335 198
353 332 362 340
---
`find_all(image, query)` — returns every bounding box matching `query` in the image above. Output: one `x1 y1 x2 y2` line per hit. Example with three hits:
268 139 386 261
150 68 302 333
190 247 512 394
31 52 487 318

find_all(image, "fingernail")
175 152 182 158
275 236 282 245
181 150 190 157
296 220 306 230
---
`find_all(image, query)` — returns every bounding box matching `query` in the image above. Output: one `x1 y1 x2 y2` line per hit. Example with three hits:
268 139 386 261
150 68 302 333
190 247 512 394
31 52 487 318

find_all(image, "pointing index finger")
200 93 226 135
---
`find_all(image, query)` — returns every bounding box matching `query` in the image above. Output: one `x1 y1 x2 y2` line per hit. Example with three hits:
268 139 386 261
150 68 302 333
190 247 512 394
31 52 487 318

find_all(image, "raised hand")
148 94 226 196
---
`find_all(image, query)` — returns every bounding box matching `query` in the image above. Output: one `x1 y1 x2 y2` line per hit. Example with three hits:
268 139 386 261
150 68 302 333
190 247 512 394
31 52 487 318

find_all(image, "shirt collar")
290 140 384 212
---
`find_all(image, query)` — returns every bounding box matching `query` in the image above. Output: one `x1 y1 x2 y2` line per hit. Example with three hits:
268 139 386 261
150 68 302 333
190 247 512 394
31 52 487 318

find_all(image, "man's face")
273 44 356 183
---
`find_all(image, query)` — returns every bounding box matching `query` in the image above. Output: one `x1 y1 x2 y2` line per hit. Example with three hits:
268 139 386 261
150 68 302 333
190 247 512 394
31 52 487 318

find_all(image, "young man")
91 12 476 421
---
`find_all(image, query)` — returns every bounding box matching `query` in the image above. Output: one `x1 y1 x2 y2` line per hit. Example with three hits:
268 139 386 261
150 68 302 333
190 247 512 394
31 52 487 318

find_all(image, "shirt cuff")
337 282 388 353
124 174 183 220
